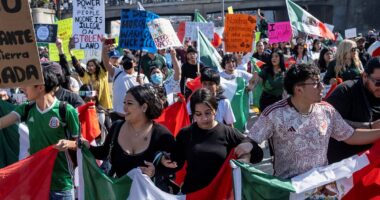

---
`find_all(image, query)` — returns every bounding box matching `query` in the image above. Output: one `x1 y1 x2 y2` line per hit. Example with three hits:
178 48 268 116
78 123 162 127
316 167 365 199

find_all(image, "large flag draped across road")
78 147 235 200
231 140 380 199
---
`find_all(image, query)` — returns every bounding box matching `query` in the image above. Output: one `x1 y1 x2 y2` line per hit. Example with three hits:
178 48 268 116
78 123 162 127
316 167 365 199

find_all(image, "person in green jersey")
0 62 80 200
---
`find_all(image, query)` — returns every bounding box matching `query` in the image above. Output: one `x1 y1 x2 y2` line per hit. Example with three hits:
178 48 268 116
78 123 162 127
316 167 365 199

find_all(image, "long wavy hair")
86 59 102 80
334 40 362 75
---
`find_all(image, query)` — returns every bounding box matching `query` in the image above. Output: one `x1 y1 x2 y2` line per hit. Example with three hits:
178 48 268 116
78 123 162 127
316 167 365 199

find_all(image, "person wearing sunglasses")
247 63 380 181
326 57 380 164
323 39 364 85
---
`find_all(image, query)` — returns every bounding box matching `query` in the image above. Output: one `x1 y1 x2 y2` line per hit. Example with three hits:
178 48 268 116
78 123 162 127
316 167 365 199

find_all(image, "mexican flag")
231 140 380 199
194 10 222 48
0 100 29 167
78 147 235 200
286 0 335 40
220 77 250 132
198 30 223 72
0 146 58 199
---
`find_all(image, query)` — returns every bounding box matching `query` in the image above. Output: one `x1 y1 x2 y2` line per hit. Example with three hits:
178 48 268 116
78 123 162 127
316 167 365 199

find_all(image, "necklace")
128 122 152 141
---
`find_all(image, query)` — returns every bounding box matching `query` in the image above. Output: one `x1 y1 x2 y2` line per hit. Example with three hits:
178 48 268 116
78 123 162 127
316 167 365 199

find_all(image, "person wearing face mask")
102 43 149 122
149 48 181 106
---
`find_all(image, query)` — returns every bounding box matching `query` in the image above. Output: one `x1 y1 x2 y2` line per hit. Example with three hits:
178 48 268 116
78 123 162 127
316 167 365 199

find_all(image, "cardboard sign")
268 21 292 44
119 9 159 53
48 18 85 62
184 22 214 41
147 18 182 50
73 0 105 51
0 0 43 88
34 24 58 43
345 28 357 39
224 14 256 52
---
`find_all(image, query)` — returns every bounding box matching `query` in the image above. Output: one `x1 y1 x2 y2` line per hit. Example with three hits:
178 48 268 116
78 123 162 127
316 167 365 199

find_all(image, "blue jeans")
49 189 74 200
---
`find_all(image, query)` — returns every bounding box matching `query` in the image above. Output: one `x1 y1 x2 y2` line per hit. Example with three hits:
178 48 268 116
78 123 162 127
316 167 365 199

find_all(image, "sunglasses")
351 47 359 52
368 76 380 87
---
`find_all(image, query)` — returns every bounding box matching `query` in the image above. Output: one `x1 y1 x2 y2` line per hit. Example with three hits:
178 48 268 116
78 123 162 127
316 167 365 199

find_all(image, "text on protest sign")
48 18 85 62
184 22 214 41
224 14 256 53
119 9 159 53
147 18 182 50
0 0 43 88
34 24 58 43
268 21 292 44
73 0 105 50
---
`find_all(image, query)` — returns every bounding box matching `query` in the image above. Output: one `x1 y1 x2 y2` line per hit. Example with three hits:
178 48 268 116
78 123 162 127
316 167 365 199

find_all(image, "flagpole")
222 0 225 25
197 27 201 75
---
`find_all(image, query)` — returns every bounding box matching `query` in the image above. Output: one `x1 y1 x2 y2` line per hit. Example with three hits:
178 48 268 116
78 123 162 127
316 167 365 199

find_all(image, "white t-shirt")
220 70 253 83
112 68 149 114
187 98 236 125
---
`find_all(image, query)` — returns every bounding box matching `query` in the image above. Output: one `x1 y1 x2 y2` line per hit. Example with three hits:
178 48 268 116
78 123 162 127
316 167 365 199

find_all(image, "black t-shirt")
89 121 175 178
180 62 205 94
326 79 380 163
55 87 85 108
172 122 263 194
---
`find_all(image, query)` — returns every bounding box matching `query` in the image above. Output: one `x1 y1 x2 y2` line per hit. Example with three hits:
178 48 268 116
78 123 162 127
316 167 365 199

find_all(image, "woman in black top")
82 85 175 179
161 88 263 194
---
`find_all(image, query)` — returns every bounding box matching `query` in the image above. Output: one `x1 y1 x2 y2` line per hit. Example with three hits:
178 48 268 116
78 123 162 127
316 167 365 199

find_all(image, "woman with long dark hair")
70 47 112 110
254 50 287 112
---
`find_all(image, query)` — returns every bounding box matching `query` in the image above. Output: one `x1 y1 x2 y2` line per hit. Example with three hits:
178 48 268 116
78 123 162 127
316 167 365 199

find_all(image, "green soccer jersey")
13 98 79 191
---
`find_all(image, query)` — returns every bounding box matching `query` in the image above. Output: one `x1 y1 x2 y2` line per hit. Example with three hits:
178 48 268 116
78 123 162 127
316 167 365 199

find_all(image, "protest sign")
0 0 43 88
184 22 214 41
224 14 256 52
147 18 182 50
34 24 58 43
268 21 292 44
345 28 357 39
119 9 159 53
73 0 105 51
49 18 85 62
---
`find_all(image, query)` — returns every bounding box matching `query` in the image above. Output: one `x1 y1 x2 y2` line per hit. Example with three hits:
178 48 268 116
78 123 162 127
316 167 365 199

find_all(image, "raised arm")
344 128 380 145
101 40 115 77
170 48 181 81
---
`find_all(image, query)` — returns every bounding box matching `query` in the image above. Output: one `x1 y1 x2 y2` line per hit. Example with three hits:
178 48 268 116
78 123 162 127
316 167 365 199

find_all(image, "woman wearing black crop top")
82 85 175 184
161 88 263 194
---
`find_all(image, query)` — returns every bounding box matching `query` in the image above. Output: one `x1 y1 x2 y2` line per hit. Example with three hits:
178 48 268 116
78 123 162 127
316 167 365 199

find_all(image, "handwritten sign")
147 18 182 50
0 0 43 88
184 22 214 41
73 0 105 50
48 18 85 62
345 28 357 39
119 9 159 53
268 21 292 44
34 24 58 43
224 14 256 53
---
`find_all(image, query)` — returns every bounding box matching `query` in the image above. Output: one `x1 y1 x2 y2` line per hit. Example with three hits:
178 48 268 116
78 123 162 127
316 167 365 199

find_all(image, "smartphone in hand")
105 38 116 45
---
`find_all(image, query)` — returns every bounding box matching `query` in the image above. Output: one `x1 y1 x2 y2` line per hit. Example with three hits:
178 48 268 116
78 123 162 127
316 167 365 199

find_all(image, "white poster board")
73 0 105 51
345 28 357 39
184 22 214 41
147 18 182 50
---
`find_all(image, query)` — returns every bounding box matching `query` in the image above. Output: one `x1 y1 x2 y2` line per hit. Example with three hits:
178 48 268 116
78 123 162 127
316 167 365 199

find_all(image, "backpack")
22 101 77 166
